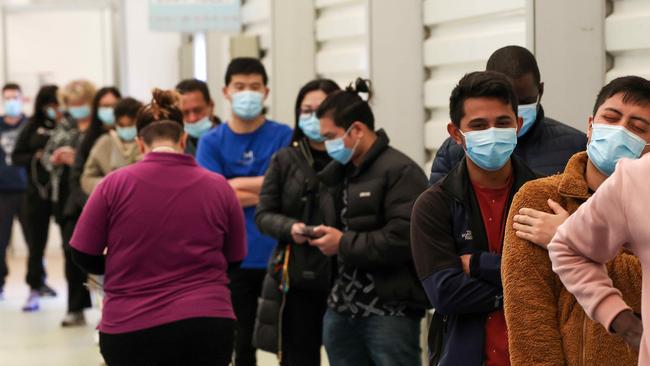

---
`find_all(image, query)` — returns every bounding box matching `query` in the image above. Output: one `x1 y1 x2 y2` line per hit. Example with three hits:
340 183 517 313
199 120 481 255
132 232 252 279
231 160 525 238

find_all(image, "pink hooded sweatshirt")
549 153 650 365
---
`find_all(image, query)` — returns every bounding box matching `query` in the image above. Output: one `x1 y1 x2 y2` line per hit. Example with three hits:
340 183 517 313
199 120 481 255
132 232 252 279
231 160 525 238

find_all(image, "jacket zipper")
580 314 587 366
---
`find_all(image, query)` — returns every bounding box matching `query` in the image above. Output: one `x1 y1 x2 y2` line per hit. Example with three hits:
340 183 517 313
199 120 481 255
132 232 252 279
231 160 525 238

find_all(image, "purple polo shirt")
70 152 247 334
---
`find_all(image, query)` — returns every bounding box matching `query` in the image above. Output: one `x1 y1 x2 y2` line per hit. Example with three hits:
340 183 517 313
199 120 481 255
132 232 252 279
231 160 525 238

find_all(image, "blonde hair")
59 79 96 106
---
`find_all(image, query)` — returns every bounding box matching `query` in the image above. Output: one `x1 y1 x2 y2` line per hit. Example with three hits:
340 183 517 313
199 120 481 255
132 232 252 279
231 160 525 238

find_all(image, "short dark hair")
486 45 541 85
592 76 650 116
225 57 268 86
316 78 374 130
292 79 340 142
176 78 212 104
136 89 184 145
449 71 519 127
139 120 184 146
114 97 143 120
2 83 21 94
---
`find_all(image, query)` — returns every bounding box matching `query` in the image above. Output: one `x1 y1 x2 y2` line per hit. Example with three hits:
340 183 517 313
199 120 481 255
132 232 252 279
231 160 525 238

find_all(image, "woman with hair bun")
69 88 246 365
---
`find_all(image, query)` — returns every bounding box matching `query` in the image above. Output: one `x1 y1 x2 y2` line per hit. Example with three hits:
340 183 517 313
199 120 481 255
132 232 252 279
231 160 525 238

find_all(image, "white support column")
269 0 316 125
369 0 425 165
534 0 607 131
206 32 231 119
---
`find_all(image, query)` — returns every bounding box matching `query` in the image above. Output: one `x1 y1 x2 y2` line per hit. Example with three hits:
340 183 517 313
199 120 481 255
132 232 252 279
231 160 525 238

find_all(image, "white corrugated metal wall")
605 0 650 81
315 0 369 89
241 0 273 115
422 0 531 166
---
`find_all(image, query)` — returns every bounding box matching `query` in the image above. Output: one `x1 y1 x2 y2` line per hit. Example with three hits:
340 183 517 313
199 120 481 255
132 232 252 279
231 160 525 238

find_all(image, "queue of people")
0 47 649 366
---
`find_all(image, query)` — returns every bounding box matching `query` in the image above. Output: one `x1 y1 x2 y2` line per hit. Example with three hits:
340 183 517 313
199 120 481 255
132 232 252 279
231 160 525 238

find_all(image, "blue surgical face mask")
46 107 57 121
116 125 137 142
68 105 91 120
461 127 518 171
325 128 358 165
231 91 264 120
299 113 325 142
587 123 649 176
517 102 538 137
4 99 22 117
98 107 115 126
184 116 213 138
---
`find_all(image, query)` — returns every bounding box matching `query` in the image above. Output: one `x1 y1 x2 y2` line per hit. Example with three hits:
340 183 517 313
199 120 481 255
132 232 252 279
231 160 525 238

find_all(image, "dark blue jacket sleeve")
469 252 502 287
411 185 503 316
429 138 465 185
422 267 503 315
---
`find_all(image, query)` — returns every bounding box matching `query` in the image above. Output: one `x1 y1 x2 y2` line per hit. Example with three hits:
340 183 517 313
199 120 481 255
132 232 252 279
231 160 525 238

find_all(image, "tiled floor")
0 252 300 366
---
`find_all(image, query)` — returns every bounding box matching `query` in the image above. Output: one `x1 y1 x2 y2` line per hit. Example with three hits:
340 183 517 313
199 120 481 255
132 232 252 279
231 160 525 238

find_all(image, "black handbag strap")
287 139 321 223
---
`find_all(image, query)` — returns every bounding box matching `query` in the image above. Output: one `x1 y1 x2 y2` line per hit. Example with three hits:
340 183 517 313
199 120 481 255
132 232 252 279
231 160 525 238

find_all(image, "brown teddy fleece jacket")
502 152 642 366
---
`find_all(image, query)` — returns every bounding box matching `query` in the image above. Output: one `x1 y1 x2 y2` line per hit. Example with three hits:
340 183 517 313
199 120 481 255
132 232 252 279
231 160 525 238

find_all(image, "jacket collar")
557 151 591 200
318 129 390 186
441 154 537 202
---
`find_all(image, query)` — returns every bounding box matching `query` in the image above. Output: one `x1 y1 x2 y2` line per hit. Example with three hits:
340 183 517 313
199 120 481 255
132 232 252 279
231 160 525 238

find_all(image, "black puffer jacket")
429 106 587 184
253 139 332 354
318 129 430 309
12 117 56 201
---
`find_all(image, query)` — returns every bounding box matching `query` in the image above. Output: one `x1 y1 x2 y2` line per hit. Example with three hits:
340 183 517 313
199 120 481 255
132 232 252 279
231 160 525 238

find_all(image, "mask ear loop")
344 123 362 158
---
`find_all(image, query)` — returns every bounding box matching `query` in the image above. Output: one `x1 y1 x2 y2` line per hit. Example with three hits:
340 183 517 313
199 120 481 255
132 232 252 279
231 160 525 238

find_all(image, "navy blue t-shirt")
0 115 28 192
196 119 293 269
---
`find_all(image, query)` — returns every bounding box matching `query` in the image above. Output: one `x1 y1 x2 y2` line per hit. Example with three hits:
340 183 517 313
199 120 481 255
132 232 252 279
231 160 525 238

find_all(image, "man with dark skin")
429 45 587 184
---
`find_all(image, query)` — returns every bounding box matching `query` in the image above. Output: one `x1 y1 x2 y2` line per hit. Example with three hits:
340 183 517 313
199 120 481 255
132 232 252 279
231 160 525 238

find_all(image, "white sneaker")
22 291 39 312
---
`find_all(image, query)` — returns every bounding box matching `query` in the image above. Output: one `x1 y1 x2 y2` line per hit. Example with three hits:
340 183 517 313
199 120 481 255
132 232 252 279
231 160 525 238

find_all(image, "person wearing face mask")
81 97 143 195
307 78 429 366
69 89 246 366
0 83 29 300
11 85 61 306
501 76 650 366
57 86 121 325
410 71 537 366
253 79 340 365
429 45 587 184
175 78 221 156
32 80 96 314
196 57 292 366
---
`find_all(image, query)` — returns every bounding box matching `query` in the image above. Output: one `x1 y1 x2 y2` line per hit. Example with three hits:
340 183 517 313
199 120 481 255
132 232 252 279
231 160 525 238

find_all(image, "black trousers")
100 317 235 366
0 192 28 289
281 289 329 366
228 267 266 366
61 217 91 313
24 190 51 290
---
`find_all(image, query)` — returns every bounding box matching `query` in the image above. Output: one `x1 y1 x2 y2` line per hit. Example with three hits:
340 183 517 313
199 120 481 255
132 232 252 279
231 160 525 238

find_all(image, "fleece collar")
557 151 591 200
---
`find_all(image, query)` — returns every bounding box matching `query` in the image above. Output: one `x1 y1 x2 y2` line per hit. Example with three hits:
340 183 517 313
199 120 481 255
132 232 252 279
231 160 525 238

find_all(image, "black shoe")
61 312 86 327
39 284 57 298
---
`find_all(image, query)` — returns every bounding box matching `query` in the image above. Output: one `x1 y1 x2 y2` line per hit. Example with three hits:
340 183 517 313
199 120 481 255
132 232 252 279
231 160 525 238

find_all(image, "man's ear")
222 87 231 102
587 116 594 142
180 132 188 151
351 121 365 140
447 122 464 146
516 116 523 132
538 82 545 102
208 100 215 117
263 87 270 100
136 137 146 155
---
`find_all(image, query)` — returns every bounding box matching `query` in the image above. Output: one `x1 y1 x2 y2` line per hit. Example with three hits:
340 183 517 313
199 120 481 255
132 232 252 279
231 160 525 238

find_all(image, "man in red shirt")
410 71 537 366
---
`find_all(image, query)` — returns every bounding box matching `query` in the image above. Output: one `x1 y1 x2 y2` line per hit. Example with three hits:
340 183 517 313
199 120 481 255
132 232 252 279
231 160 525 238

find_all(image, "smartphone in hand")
301 226 325 239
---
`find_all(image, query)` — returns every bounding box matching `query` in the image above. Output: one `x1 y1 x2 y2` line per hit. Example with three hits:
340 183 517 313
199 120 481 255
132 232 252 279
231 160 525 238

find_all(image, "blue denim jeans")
323 308 422 366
